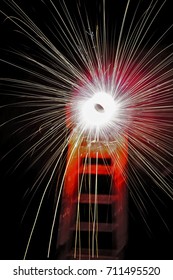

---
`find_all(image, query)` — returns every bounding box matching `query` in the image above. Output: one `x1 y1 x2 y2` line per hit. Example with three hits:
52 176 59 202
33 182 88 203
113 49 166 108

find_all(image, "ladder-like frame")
56 134 128 259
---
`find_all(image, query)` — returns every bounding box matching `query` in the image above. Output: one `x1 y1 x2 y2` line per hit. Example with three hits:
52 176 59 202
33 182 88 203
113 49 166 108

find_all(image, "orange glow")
56 132 128 259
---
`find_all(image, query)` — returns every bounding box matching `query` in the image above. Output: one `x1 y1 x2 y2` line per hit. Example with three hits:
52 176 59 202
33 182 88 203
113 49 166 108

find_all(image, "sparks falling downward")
0 0 173 259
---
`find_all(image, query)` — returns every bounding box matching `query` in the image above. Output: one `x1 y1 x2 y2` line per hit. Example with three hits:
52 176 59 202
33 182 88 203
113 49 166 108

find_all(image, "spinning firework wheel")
56 133 128 259
0 0 173 261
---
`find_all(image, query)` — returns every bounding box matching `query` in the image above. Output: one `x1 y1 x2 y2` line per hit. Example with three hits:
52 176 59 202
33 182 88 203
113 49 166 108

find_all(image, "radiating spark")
0 0 173 259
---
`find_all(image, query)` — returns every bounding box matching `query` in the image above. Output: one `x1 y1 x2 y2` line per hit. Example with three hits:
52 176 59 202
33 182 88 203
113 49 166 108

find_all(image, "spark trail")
0 0 173 259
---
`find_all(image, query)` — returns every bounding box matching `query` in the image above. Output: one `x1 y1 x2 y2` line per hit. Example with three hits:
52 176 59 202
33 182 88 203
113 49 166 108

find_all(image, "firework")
0 0 173 259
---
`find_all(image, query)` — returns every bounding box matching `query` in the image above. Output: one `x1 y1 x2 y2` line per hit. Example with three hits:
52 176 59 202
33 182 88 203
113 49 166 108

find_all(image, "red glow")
56 133 128 259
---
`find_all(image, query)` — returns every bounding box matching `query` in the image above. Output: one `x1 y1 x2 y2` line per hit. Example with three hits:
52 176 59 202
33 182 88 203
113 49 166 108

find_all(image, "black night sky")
0 0 173 260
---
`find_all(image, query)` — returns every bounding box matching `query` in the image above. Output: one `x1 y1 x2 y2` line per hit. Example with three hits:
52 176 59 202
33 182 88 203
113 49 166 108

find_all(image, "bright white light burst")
80 91 120 129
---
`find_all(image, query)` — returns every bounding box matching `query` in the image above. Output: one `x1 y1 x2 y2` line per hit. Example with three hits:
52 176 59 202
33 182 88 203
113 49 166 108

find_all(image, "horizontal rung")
79 166 113 175
67 249 120 260
71 222 117 232
74 194 118 204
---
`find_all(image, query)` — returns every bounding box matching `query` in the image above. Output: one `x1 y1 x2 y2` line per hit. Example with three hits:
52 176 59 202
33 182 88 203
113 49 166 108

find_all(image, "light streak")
0 0 173 259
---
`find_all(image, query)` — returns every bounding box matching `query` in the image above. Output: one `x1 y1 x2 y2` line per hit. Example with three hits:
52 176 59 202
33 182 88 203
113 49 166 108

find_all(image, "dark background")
0 0 173 259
